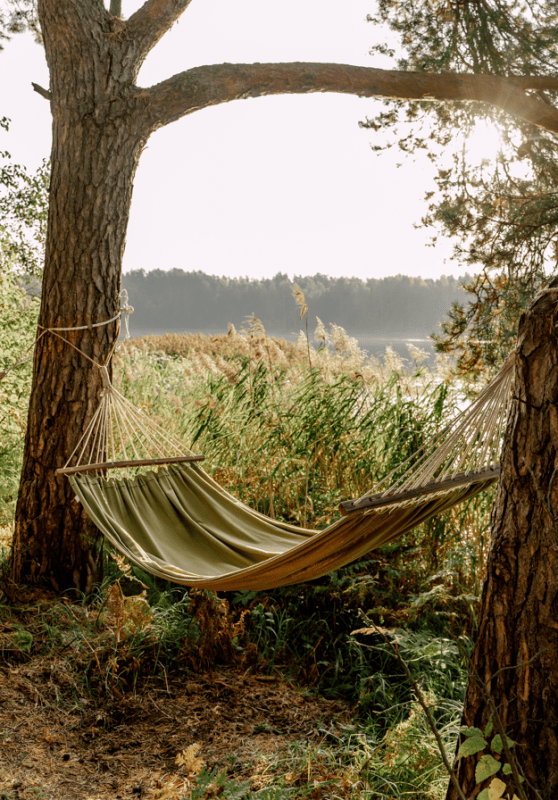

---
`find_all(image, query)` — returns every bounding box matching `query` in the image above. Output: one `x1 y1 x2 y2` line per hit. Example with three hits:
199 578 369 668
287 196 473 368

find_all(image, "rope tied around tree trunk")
0 289 134 381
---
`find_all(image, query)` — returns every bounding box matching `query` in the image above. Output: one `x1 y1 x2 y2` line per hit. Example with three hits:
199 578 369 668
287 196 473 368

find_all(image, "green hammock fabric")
70 461 496 591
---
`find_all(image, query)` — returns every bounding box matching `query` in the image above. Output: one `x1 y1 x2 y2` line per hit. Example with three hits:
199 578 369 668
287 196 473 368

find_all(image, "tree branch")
510 76 558 92
139 63 558 136
126 0 195 66
109 0 122 18
32 82 52 101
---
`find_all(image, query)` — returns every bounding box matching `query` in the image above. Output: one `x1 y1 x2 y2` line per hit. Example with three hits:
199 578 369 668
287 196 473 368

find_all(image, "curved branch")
511 76 558 92
139 63 558 135
126 0 195 66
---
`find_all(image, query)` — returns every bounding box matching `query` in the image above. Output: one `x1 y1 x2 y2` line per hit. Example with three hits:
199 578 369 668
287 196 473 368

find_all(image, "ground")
0 529 355 800
0 660 352 799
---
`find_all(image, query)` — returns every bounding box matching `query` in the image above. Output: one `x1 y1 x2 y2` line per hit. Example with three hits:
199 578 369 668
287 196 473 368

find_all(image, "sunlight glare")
464 121 502 164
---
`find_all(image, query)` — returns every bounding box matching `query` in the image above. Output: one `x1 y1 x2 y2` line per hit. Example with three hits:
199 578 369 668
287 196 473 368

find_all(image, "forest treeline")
123 269 470 335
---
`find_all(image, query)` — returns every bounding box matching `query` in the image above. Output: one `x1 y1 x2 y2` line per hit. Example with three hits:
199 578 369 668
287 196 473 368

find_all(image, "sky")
0 0 482 282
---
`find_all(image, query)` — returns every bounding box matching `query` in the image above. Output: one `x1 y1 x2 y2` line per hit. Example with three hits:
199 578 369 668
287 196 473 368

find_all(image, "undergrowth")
0 270 39 528
0 558 468 798
0 297 499 798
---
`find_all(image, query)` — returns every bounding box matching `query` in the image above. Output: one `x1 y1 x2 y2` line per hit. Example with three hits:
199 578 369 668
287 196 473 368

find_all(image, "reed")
116 322 458 518
115 316 490 552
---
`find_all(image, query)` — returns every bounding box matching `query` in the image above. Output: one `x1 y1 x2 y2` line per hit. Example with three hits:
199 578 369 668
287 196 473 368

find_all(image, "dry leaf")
175 742 205 776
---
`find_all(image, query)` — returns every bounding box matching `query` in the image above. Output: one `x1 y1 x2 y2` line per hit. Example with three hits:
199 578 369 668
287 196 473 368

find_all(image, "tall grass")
115 315 494 582
117 321 447 514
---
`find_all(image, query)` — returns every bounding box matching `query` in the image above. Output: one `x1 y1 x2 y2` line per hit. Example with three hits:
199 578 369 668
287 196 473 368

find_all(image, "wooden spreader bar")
339 465 500 516
56 455 205 476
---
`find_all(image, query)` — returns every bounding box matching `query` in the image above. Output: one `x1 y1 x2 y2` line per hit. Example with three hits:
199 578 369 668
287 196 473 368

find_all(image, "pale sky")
0 0 469 281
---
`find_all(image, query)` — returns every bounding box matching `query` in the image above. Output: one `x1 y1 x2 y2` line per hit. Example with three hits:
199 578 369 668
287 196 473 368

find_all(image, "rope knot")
119 289 134 340
99 365 111 390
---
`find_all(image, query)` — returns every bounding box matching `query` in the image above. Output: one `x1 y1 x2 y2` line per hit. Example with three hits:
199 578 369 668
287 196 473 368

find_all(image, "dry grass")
0 571 464 800
0 525 12 557
0 659 352 800
120 316 453 391
125 326 299 365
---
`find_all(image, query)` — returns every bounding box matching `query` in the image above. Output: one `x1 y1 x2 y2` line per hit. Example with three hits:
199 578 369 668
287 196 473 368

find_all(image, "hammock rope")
0 289 134 382
58 376 204 476
341 351 514 513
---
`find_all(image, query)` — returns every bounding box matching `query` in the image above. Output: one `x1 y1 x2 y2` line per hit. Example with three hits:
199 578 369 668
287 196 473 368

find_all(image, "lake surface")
126 326 438 365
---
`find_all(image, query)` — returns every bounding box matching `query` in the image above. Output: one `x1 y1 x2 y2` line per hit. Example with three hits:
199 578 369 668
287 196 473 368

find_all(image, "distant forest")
122 269 471 336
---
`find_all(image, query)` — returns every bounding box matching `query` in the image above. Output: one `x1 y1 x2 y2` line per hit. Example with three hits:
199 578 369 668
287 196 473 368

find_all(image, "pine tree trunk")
447 284 558 799
10 1 148 593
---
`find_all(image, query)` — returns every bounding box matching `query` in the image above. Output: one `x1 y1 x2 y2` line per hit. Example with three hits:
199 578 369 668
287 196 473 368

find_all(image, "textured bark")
446 283 558 799
141 64 558 133
12 0 558 596
11 0 151 591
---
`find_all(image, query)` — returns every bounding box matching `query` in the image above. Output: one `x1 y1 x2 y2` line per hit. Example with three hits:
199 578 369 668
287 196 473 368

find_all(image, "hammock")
57 353 515 591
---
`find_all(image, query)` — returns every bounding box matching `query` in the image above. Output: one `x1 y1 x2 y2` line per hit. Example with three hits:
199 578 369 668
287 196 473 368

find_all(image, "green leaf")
460 726 485 738
501 764 523 783
484 714 494 737
477 791 490 800
491 733 515 754
457 735 488 759
476 754 501 784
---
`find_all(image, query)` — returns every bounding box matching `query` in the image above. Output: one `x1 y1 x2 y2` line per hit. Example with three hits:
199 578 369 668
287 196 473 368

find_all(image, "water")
339 333 436 364
124 326 437 365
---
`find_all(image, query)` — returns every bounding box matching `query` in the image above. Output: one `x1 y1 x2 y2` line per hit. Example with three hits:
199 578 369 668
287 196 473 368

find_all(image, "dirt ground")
0 661 352 800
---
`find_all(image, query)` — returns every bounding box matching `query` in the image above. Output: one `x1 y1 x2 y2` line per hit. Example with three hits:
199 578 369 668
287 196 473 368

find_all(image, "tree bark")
11 0 150 592
446 283 558 799
141 64 558 133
